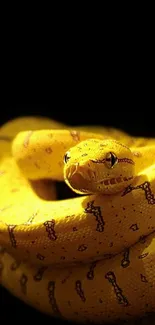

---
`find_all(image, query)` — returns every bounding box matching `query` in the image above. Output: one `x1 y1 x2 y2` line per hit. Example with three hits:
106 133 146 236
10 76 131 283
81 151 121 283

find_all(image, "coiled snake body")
0 116 155 324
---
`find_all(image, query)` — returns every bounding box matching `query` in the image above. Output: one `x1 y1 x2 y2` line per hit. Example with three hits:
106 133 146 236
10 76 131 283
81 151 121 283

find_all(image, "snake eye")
105 152 118 169
64 151 71 164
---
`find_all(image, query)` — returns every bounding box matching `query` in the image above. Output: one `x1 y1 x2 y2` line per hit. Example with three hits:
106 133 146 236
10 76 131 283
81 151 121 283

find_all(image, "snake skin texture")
0 116 155 324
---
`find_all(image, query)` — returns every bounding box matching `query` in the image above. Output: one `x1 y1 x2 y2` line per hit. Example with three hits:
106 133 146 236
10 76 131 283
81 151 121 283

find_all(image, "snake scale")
0 116 155 324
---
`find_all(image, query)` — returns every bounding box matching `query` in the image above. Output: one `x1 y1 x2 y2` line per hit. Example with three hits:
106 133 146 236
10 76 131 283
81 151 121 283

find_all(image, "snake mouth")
65 164 93 194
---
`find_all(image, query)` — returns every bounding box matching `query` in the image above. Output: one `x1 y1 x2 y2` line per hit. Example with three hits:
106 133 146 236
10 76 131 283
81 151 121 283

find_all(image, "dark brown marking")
75 280 86 302
44 220 57 240
118 158 134 165
85 200 105 232
138 252 149 259
103 179 109 185
116 177 122 183
121 248 130 268
104 176 133 187
70 130 80 142
91 158 105 164
87 262 97 280
48 281 62 317
10 260 21 271
20 274 28 295
45 147 53 154
139 235 146 244
105 271 129 306
33 266 47 281
122 181 155 205
130 223 139 231
36 253 45 261
73 227 78 231
78 244 87 252
140 274 148 283
91 157 134 165
23 131 33 148
109 178 116 185
8 225 17 248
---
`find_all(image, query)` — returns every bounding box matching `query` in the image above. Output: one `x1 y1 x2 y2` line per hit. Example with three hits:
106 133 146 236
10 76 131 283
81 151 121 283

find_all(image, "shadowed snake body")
0 116 155 324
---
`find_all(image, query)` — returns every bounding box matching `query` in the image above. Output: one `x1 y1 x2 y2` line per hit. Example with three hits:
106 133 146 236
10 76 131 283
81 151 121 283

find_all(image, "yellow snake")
0 116 155 324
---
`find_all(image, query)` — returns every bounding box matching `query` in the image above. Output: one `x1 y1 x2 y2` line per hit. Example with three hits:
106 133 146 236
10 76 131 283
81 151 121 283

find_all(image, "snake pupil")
111 153 117 167
64 152 71 164
106 152 118 168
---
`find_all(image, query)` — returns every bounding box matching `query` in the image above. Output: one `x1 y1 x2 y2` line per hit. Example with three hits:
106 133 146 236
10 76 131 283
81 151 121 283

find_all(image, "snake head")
64 139 135 195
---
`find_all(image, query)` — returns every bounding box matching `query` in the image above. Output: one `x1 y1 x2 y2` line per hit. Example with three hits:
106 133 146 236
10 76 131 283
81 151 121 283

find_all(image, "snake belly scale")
0 116 155 324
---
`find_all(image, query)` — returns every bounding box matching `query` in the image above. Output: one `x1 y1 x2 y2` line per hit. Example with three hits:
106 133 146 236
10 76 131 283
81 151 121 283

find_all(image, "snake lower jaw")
65 172 134 195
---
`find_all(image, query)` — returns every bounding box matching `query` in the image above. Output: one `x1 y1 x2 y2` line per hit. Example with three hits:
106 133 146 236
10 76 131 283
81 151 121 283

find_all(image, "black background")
0 104 155 324
1 103 155 137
